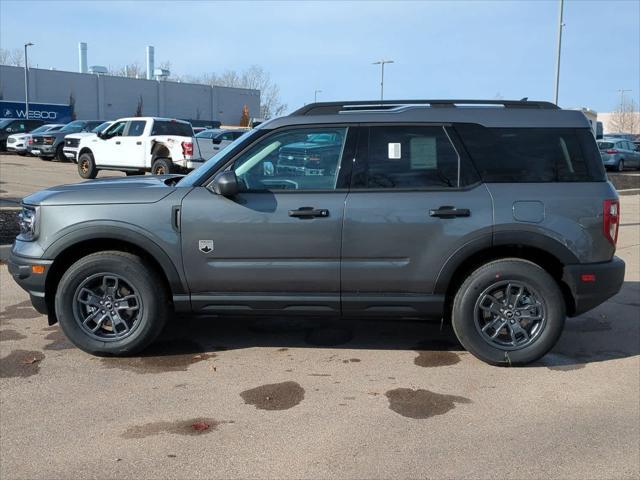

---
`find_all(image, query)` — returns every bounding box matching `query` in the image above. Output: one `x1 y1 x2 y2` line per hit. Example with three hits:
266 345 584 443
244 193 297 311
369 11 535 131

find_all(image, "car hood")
23 175 185 206
65 132 95 140
8 133 29 141
32 131 78 140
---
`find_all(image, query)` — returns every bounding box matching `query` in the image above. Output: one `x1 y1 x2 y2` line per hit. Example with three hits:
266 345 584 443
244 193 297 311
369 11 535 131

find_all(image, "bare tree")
609 97 638 134
189 66 286 119
111 62 145 79
0 48 26 67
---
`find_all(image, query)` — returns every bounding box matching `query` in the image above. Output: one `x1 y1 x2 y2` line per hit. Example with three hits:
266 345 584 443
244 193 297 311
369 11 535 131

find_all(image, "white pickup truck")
76 117 204 179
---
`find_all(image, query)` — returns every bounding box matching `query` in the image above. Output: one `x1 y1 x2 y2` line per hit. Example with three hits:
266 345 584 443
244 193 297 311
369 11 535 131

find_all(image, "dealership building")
0 62 260 126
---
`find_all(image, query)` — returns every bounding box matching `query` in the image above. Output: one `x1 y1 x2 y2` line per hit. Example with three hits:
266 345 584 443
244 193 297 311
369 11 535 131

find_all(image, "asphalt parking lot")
0 153 639 479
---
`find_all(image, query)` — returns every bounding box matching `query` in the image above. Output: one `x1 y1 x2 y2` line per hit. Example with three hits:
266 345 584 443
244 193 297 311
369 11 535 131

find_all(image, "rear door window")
151 121 193 137
352 126 460 189
125 120 146 137
455 125 605 182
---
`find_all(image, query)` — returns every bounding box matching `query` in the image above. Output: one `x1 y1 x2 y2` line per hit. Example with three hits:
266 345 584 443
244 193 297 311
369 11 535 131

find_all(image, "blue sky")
1 0 638 113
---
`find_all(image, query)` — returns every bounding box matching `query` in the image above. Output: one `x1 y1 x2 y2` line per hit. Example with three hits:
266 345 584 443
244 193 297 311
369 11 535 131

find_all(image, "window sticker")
388 142 401 159
410 137 437 170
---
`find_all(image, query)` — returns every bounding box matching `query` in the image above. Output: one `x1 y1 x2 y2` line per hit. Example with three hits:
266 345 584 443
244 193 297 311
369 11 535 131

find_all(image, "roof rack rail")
290 99 559 116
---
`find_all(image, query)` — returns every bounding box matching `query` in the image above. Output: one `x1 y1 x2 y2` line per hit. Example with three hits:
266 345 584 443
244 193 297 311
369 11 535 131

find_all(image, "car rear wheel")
451 258 565 366
78 152 98 179
151 158 175 175
55 251 169 356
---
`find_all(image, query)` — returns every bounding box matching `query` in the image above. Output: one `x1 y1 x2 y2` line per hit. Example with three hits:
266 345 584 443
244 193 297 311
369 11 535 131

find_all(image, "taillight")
182 141 193 157
606 149 618 154
603 199 620 246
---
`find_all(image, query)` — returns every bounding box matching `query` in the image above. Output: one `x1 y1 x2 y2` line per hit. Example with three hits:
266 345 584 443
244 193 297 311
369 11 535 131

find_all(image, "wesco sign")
0 101 73 123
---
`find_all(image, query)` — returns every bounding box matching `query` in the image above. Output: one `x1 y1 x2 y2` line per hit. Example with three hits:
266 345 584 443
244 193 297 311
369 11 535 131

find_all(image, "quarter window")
353 126 459 189
231 127 347 191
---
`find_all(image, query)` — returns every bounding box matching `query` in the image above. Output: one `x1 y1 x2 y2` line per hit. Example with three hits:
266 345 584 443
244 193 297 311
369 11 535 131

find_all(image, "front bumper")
562 256 625 316
63 148 78 161
7 250 53 316
7 143 26 152
30 145 55 156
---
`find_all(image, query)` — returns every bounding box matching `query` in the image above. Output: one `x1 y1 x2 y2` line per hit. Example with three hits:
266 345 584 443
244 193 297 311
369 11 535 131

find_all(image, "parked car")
63 121 114 163
8 99 624 366
30 120 103 161
75 117 203 178
196 128 247 160
0 119 45 151
276 131 344 177
597 138 640 171
6 124 65 155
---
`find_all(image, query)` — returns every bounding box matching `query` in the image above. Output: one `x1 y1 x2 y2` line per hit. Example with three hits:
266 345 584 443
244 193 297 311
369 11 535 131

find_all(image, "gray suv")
8 99 625 366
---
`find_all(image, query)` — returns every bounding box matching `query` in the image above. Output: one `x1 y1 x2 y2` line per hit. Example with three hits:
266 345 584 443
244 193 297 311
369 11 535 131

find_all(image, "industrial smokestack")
146 46 155 80
78 42 88 73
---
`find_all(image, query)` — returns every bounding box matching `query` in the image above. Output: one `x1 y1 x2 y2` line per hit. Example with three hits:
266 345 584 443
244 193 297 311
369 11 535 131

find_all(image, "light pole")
553 0 564 105
24 42 34 119
372 59 394 101
617 88 631 108
314 89 322 103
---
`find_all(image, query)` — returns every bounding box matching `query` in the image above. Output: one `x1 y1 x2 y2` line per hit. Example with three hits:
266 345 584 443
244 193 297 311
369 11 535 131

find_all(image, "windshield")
92 122 112 133
598 142 614 150
60 121 84 132
178 129 261 187
31 125 53 134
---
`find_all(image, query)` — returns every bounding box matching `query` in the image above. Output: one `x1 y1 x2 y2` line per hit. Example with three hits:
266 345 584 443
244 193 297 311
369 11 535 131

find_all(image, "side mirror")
211 171 239 197
212 137 222 145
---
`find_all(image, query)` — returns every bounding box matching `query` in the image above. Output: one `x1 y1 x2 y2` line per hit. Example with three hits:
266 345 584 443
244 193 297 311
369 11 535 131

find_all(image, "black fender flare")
434 230 579 294
44 221 187 295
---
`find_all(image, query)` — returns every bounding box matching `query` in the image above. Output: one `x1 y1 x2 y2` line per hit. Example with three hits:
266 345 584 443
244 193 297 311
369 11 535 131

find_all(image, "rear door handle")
288 207 330 218
136 141 142 145
115 141 121 145
429 206 471 218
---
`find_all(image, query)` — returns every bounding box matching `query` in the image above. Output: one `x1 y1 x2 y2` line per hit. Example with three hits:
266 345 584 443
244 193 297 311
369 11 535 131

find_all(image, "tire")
451 258 565 366
151 158 174 175
78 152 98 179
55 144 66 162
617 159 624 172
54 251 169 356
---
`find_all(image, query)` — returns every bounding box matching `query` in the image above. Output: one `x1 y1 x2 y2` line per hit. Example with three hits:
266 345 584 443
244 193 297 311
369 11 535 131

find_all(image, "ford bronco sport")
8 99 625 366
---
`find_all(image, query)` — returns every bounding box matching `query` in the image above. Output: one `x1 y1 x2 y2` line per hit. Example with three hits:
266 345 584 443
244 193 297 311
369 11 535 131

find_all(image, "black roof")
260 99 590 129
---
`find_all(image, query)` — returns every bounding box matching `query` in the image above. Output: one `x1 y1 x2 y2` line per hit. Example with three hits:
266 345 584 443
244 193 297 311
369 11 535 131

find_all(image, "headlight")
17 206 38 241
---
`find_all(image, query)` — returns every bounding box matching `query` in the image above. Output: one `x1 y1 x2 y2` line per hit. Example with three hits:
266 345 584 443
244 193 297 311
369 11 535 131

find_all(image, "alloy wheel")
474 281 546 350
72 273 143 341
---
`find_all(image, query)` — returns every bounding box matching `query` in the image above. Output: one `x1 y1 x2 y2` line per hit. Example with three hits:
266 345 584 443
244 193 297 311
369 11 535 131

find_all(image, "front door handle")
115 141 121 145
136 141 142 145
288 207 330 218
429 206 471 218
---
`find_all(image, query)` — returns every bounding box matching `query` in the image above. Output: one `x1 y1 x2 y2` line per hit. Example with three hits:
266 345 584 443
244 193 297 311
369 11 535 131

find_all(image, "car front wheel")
451 258 565 366
78 152 98 179
617 159 625 172
55 251 169 356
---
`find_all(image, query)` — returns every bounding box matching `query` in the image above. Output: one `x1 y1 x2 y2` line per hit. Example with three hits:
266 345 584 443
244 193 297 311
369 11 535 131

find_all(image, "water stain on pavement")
414 350 461 367
0 300 41 322
240 381 305 410
385 388 471 419
305 327 353 347
0 350 45 378
43 329 73 350
121 418 231 438
99 339 216 374
413 339 462 367
0 329 27 341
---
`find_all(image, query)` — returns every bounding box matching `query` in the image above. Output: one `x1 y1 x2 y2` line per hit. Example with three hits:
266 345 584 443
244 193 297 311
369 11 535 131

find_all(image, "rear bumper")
562 257 625 316
7 250 53 316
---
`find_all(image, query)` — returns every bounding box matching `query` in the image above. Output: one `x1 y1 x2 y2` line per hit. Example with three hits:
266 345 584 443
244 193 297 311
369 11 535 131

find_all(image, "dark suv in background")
0 118 44 151
8 99 625 366
30 119 102 161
